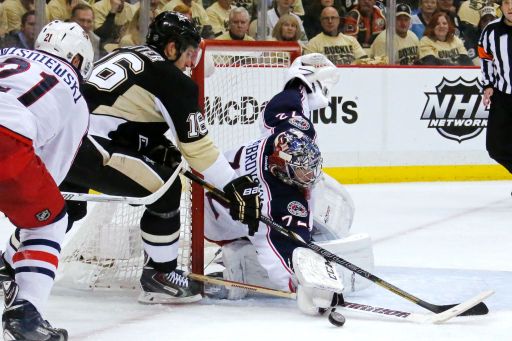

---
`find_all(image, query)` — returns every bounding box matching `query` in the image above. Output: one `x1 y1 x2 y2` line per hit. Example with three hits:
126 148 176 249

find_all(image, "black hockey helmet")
146 11 201 58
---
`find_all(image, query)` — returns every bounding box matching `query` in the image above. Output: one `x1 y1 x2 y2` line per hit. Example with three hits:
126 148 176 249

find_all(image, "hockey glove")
147 141 182 169
223 176 261 236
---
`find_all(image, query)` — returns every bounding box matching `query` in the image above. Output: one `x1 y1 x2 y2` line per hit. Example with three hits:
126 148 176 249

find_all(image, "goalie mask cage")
57 41 302 290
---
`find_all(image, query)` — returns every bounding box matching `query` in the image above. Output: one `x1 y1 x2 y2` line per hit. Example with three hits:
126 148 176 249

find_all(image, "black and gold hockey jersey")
82 45 235 187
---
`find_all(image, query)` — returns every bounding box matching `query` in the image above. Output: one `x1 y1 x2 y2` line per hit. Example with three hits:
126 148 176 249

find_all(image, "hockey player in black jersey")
1 11 261 305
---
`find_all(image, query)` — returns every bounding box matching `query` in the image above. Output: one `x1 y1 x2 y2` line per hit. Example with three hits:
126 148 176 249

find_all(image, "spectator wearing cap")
304 6 367 65
342 0 386 52
410 0 437 38
478 0 512 176
418 10 474 65
459 0 501 27
370 4 420 64
216 6 254 40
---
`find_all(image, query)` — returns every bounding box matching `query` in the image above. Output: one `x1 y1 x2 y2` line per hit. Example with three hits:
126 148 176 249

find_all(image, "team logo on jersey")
421 77 489 143
288 117 310 131
287 201 307 217
35 209 51 222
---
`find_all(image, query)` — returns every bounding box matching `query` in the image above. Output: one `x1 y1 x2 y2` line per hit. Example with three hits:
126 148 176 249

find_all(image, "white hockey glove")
284 54 340 111
292 247 344 315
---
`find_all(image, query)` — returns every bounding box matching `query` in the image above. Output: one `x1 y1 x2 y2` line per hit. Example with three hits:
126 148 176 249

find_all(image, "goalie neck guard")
269 129 322 190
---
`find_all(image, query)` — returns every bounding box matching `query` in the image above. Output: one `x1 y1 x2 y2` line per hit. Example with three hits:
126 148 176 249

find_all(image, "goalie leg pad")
292 247 343 315
317 233 374 293
221 239 275 300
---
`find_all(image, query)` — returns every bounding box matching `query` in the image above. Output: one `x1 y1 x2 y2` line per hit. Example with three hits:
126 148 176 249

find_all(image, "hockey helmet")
147 11 201 59
269 129 322 189
35 21 94 80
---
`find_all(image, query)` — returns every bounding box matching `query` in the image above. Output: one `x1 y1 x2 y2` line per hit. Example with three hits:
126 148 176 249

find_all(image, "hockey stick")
182 169 492 317
189 273 493 324
61 160 185 205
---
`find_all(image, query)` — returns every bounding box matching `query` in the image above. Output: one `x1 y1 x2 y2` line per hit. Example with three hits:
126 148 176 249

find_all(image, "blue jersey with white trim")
204 86 317 290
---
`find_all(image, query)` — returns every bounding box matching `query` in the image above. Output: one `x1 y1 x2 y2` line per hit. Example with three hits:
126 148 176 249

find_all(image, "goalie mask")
284 53 340 111
268 129 322 189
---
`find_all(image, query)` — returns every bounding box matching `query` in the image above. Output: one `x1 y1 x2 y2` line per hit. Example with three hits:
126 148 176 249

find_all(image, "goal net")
57 41 302 290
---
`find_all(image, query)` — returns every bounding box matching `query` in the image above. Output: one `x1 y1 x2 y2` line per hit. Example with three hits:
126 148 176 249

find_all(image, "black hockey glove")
223 176 261 236
147 141 182 169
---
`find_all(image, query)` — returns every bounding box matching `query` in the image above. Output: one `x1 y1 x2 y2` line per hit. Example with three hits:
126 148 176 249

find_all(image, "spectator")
162 0 213 38
418 10 473 65
0 2 8 40
216 6 254 40
303 0 353 39
71 4 101 60
437 0 457 16
206 0 234 37
92 0 136 50
370 4 420 65
46 0 88 22
3 0 33 34
462 5 498 65
249 0 308 43
438 0 479 61
2 9 35 48
173 3 193 19
410 0 437 38
272 13 301 42
458 0 501 27
304 6 367 65
119 0 161 48
342 0 386 52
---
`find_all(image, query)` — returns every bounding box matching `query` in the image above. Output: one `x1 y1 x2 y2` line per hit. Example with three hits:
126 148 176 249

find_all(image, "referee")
478 0 512 174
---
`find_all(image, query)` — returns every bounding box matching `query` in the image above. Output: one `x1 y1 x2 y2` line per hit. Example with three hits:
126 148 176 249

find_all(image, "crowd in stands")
0 0 502 65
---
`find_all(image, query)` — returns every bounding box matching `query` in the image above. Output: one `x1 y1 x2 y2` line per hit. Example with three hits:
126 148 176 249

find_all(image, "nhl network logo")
421 77 489 143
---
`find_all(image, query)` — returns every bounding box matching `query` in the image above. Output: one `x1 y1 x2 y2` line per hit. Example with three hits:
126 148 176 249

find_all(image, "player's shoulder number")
87 52 144 91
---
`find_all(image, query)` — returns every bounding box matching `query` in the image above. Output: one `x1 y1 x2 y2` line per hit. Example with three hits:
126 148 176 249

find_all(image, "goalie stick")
189 273 493 324
181 169 492 317
61 160 185 205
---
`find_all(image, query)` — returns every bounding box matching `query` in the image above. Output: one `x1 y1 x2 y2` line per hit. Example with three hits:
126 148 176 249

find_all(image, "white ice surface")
1 181 511 341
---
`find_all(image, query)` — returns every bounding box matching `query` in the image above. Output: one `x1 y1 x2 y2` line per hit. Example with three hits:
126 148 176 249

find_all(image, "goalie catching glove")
223 176 261 236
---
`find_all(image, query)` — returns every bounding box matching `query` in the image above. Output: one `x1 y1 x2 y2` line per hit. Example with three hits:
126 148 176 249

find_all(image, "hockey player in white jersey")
204 54 373 315
0 21 93 341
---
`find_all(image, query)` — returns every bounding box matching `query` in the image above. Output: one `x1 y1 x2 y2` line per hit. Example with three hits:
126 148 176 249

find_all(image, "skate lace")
165 271 189 288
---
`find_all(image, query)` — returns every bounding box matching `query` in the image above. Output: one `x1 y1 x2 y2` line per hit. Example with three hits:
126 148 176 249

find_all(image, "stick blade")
429 290 494 323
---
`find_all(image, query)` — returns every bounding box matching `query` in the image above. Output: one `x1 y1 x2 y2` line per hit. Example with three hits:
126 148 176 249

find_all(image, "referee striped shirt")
478 17 512 94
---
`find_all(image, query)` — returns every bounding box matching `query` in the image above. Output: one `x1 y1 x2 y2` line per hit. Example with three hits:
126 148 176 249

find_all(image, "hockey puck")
328 309 345 327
